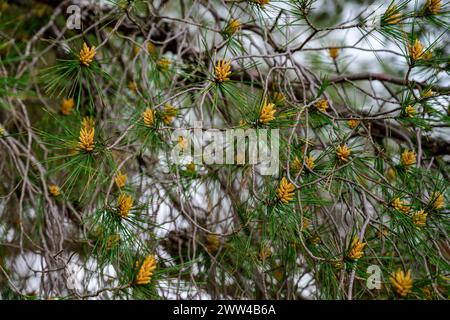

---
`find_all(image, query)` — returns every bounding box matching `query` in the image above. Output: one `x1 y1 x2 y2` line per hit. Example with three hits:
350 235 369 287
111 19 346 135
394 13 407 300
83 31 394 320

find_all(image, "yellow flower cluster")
136 254 157 285
421 88 434 99
422 51 433 60
226 19 241 35
386 167 396 182
143 108 155 127
106 234 120 250
377 227 389 239
336 144 351 162
206 234 220 253
186 162 196 172
157 58 170 71
392 197 410 214
128 81 137 92
408 39 425 61
82 116 94 130
259 244 272 262
49 185 61 197
422 287 433 300
390 269 413 297
292 155 315 172
425 0 442 14
147 42 157 57
133 42 158 58
79 42 96 67
272 92 285 105
133 44 141 57
259 100 276 124
347 118 359 129
60 98 75 116
404 105 416 117
301 217 311 231
114 172 127 189
78 124 95 152
276 177 295 204
430 192 444 210
331 260 344 270
315 99 328 112
177 136 188 151
328 47 340 59
347 236 366 260
162 104 177 125
214 59 232 83
292 156 302 173
305 155 315 170
401 150 416 167
412 210 427 228
308 234 321 245
117 193 133 218
384 4 402 25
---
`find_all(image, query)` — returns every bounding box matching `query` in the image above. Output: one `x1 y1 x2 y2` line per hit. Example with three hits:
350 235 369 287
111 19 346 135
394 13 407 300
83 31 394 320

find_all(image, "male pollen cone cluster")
136 254 157 285
214 59 231 83
114 172 127 189
117 193 133 218
259 100 276 124
276 177 295 204
79 42 96 67
336 144 351 162
78 126 95 152
143 108 155 127
347 236 367 260
390 269 413 297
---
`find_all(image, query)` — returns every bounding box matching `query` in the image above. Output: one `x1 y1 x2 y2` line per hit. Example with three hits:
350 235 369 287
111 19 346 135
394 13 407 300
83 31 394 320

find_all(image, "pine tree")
0 0 448 300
